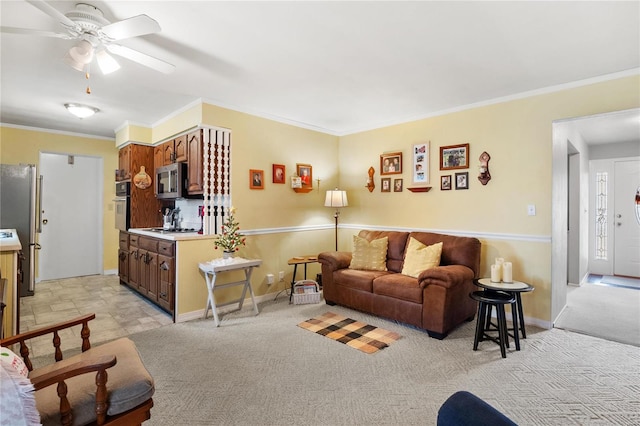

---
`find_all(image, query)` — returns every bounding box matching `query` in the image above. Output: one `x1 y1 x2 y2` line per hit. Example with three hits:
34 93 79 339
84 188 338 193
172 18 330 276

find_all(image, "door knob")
616 214 622 218
42 219 48 224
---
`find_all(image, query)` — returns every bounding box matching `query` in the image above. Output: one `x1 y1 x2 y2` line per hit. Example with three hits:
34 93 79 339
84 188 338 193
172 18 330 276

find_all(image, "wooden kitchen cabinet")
117 231 129 284
154 135 188 170
128 234 140 289
186 129 204 194
119 232 175 317
117 144 132 181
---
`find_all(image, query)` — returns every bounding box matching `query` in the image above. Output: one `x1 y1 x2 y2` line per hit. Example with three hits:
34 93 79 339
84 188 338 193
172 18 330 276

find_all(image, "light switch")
527 205 536 216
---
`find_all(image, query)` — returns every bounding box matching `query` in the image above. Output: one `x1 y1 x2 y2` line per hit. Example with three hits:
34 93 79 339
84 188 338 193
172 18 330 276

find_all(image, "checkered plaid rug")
297 312 402 354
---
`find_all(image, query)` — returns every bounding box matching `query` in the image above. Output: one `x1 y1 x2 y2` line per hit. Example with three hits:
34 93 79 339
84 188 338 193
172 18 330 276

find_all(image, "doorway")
552 108 640 330
38 152 103 281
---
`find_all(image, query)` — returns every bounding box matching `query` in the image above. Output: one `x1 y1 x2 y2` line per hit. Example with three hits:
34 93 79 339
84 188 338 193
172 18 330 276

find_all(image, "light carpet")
113 298 640 426
297 311 401 354
555 284 640 347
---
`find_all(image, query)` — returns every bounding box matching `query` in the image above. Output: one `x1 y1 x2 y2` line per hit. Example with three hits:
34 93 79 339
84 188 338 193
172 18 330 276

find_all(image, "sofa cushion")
33 337 154 426
358 230 409 273
372 274 423 304
409 232 481 277
334 268 390 292
401 238 443 278
349 235 388 271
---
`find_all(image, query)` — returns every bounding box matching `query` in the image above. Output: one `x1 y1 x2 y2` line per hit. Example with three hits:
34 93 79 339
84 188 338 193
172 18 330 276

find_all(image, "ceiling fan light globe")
96 49 120 74
63 52 85 72
69 39 94 64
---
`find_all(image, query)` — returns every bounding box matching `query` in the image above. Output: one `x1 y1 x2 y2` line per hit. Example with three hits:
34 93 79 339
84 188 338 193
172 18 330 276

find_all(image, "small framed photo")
272 164 285 184
291 176 302 188
249 169 264 189
296 163 312 189
441 175 452 191
393 178 403 192
412 142 429 185
381 177 391 192
440 143 469 170
455 172 469 190
380 152 402 175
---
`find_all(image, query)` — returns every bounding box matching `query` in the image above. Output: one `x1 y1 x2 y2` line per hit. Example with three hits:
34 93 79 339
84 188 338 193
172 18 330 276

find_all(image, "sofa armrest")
318 251 352 272
418 265 475 289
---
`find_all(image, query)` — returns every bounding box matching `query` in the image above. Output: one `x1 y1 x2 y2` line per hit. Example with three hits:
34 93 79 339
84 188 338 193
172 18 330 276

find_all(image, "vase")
223 251 234 259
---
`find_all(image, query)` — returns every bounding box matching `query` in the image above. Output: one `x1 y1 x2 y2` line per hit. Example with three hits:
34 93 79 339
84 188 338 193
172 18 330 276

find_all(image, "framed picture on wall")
381 177 391 192
249 169 264 189
441 175 452 191
272 164 285 184
455 172 469 190
380 152 402 175
440 143 469 170
296 163 312 189
393 178 403 192
412 142 429 185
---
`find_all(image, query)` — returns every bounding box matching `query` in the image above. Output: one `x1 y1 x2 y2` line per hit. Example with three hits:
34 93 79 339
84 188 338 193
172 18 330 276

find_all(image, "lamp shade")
324 190 348 208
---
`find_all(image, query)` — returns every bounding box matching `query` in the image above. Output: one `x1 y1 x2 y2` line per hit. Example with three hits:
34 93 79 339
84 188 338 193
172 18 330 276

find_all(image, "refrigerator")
0 164 39 296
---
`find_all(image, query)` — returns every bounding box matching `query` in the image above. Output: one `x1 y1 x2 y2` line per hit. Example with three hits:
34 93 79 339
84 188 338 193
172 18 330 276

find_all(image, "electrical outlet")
266 274 274 285
527 204 536 216
278 271 285 281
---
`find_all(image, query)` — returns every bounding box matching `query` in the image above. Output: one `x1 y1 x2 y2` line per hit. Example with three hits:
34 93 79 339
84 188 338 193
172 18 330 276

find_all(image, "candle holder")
365 166 375 192
478 151 491 185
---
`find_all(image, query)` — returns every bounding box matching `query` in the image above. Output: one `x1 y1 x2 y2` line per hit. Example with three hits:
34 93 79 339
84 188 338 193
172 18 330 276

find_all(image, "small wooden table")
199 258 262 326
475 278 534 340
286 255 319 303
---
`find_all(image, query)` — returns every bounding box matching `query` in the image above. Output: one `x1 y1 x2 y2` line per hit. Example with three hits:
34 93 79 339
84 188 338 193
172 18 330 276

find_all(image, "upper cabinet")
186 129 204 195
117 145 132 181
154 135 188 170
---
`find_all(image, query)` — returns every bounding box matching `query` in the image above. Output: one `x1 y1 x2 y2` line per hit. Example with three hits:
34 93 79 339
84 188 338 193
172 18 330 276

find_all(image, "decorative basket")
292 280 321 305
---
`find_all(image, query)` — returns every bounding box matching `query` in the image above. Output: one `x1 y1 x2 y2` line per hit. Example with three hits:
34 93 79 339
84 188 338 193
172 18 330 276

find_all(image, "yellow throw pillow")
349 235 388 271
401 238 443 278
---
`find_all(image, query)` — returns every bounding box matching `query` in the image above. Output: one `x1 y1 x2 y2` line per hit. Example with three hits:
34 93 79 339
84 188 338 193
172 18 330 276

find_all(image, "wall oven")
156 162 187 199
114 181 130 231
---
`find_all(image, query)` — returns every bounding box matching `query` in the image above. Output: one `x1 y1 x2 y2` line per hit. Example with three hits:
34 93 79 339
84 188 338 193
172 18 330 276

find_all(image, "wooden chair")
0 313 154 425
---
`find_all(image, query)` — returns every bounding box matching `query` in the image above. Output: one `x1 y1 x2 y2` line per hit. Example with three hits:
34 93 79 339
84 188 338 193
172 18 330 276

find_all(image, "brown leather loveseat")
319 230 481 339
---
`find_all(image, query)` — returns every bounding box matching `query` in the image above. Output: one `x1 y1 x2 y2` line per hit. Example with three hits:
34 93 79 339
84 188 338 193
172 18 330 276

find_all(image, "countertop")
128 228 217 241
0 229 22 251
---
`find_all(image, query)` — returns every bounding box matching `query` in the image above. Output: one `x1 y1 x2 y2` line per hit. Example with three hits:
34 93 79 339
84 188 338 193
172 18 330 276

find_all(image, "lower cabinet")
118 232 175 317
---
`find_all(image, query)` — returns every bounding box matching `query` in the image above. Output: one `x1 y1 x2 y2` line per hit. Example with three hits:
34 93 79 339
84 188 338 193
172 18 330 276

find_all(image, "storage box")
293 280 321 305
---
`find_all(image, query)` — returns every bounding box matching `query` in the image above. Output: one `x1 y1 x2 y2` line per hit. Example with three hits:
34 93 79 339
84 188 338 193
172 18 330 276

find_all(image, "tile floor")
18 274 173 357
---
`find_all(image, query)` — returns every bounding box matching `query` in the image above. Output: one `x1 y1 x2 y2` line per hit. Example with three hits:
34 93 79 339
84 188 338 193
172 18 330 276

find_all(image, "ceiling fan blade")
25 0 80 32
106 44 175 74
100 15 161 41
0 26 72 39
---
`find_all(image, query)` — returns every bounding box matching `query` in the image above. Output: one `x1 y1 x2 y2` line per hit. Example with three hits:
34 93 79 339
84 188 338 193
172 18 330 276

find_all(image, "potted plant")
214 207 246 258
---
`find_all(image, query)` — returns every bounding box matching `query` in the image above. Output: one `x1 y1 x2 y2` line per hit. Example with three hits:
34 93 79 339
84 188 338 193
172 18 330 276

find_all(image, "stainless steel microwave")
156 162 187 199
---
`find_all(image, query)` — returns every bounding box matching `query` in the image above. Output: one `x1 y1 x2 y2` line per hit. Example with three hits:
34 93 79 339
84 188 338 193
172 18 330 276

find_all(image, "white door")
614 159 640 278
38 152 103 280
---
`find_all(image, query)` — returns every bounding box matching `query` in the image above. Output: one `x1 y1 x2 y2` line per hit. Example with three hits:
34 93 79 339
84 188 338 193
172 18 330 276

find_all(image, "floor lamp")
324 189 348 251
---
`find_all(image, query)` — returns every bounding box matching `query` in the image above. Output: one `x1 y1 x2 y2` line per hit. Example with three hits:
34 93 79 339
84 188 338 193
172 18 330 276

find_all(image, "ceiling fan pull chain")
85 65 91 94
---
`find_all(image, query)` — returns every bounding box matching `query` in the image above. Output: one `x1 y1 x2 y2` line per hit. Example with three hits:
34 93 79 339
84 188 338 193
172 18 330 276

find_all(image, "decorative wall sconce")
478 151 491 185
366 166 375 192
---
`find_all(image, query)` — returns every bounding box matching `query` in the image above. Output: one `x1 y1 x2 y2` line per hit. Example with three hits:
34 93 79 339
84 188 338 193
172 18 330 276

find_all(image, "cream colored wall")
337 75 640 325
2 76 637 326
0 126 120 274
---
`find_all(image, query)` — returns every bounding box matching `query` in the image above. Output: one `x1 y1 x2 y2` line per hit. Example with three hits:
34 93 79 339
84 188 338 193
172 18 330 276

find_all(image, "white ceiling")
1 1 639 143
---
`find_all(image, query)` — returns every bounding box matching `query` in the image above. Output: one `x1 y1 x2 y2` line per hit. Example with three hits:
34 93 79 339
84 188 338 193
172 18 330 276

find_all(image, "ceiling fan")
1 0 175 75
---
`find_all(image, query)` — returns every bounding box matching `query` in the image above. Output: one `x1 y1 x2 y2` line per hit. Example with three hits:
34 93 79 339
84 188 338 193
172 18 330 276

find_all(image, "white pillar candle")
495 258 504 266
502 262 513 283
491 264 502 282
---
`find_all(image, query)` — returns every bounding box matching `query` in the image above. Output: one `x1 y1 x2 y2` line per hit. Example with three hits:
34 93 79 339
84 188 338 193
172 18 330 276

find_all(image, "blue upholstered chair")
437 391 517 425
